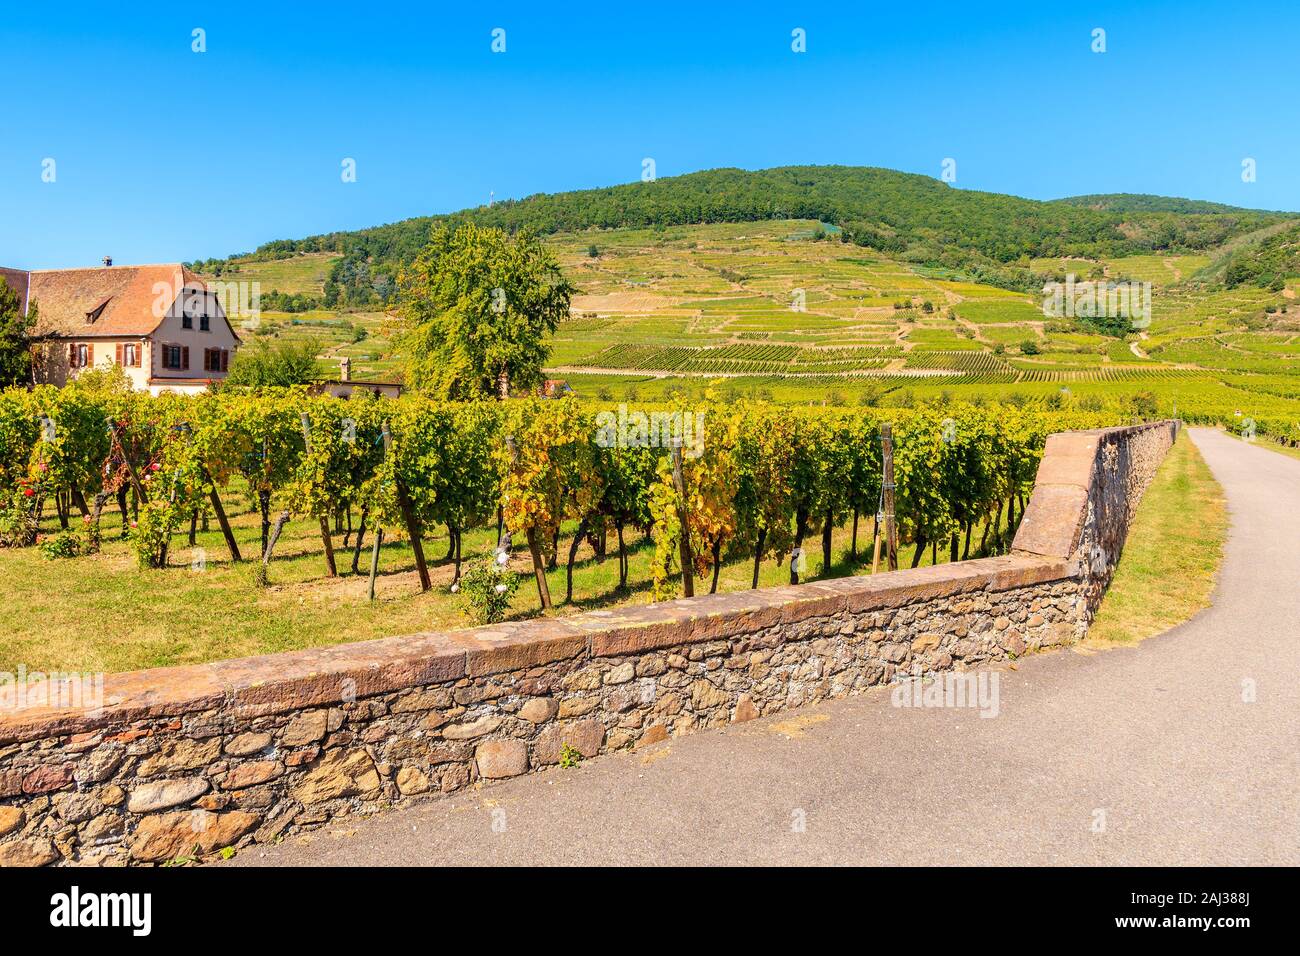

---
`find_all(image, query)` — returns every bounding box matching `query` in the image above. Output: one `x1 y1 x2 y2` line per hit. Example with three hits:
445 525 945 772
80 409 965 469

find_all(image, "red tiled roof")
11 264 207 338
0 267 29 317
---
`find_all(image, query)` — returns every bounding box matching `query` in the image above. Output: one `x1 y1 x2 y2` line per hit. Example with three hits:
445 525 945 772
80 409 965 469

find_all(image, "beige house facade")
0 262 240 394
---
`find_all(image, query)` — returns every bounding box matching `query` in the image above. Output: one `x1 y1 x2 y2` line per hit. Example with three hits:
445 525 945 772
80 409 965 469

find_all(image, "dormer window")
200 314 210 332
182 290 204 329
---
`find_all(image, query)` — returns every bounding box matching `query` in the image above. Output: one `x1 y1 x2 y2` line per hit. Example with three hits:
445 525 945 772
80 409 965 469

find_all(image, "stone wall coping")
0 552 1072 744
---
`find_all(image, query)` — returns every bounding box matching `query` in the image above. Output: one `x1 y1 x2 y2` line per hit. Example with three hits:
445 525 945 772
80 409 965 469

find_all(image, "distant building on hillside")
0 261 240 394
309 355 403 399
539 378 574 399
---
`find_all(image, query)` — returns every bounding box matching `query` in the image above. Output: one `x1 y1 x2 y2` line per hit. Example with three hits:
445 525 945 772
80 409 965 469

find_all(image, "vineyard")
204 217 1300 449
0 382 1126 670
575 342 895 376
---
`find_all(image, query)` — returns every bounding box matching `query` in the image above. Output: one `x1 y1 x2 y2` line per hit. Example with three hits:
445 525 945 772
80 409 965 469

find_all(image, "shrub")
132 500 178 569
456 553 520 624
38 530 84 560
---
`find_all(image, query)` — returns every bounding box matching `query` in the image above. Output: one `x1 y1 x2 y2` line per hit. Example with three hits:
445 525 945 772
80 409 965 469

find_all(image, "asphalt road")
234 427 1298 866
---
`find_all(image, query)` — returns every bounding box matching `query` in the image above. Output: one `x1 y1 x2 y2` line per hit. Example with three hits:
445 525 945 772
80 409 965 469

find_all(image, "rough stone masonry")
0 421 1176 866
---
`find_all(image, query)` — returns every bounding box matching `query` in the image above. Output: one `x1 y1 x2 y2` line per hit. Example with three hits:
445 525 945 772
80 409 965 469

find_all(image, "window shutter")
116 343 123 365
135 343 143 367
182 346 190 370
86 343 93 366
67 343 76 367
221 349 229 372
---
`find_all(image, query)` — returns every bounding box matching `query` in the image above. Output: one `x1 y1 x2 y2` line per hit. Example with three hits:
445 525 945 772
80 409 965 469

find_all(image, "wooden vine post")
385 422 430 592
368 527 384 602
671 442 695 598
200 466 242 562
880 423 899 572
506 435 552 610
300 412 337 577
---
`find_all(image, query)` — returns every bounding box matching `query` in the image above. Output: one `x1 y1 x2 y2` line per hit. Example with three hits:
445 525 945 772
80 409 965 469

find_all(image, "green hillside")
201 166 1291 307
194 167 1300 443
1054 194 1271 215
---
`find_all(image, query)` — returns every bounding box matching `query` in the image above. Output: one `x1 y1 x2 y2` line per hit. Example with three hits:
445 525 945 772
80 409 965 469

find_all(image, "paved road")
234 428 1298 866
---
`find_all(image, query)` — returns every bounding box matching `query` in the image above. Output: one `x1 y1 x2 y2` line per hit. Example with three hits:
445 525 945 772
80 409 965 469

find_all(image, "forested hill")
202 166 1294 305
1053 194 1271 215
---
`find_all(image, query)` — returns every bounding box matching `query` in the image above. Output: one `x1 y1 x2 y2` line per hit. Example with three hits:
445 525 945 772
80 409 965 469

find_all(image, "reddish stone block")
458 620 587 678
21 764 74 795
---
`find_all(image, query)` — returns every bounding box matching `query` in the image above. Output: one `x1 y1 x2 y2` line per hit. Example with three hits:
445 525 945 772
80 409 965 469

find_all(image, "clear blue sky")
2 0 1295 269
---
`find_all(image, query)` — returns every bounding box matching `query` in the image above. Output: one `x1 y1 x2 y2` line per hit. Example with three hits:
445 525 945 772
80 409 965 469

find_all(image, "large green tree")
0 281 35 387
223 339 321 387
396 223 574 399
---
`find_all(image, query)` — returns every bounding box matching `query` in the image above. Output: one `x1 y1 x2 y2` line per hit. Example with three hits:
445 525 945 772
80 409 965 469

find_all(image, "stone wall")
1012 420 1178 622
0 422 1176 866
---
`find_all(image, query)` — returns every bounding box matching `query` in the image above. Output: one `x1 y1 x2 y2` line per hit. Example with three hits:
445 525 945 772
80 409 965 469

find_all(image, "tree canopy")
223 339 322 388
0 281 34 388
395 223 574 399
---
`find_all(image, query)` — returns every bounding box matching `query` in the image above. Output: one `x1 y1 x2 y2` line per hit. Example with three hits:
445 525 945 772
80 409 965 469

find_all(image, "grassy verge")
0 488 1012 674
1086 430 1228 645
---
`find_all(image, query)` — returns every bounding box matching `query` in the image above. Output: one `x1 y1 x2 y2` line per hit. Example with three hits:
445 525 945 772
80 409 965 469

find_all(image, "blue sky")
2 1 1295 268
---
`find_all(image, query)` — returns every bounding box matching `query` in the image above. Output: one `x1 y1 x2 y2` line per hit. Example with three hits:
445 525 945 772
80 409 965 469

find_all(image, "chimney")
339 356 351 382
102 256 113 267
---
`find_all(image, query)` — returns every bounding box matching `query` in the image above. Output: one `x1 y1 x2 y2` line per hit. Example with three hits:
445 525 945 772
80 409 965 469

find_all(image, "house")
308 356 403 399
0 260 240 394
539 378 574 399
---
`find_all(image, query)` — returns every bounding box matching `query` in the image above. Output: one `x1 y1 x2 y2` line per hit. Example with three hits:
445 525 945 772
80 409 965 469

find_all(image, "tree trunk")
189 509 199 546
206 480 241 562
368 527 384 601
616 521 628 589
821 510 833 575
526 527 552 610
709 539 723 594
950 532 959 563
263 510 290 564
396 488 430 592
56 490 69 530
117 487 130 532
451 528 463 585
565 518 588 604
851 505 859 561
69 485 90 518
962 521 972 561
259 490 271 555
497 366 510 400
86 492 107 550
911 534 926 569
443 527 456 563
318 515 337 577
351 508 368 574
791 508 809 584
752 527 766 589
